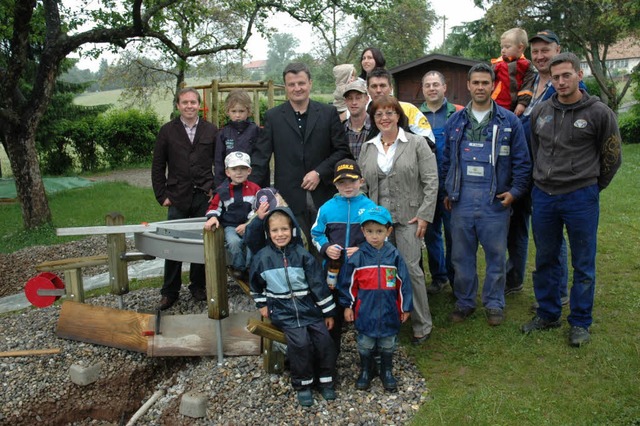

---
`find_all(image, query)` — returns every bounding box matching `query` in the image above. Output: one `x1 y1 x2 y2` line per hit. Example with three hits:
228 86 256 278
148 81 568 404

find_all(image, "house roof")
389 53 482 74
603 38 640 60
244 60 267 69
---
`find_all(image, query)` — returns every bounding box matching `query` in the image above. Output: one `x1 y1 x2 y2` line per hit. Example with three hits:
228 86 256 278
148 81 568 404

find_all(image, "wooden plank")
0 348 61 357
105 213 129 295
147 312 261 357
56 301 151 353
64 268 84 302
36 255 109 271
204 228 228 320
246 318 287 344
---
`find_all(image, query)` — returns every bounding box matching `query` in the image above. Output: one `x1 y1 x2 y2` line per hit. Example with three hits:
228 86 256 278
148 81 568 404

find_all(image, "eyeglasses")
373 111 398 119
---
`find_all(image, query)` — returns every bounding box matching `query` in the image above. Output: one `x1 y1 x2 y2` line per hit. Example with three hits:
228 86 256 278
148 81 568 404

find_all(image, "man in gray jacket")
522 53 622 347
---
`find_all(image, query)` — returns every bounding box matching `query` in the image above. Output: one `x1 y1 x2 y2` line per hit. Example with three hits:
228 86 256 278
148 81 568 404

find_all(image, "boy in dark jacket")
214 90 260 186
340 206 413 392
250 207 337 406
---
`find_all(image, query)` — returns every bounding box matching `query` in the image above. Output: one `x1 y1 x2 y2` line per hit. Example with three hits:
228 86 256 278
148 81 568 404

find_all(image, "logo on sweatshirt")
385 269 396 288
574 119 587 129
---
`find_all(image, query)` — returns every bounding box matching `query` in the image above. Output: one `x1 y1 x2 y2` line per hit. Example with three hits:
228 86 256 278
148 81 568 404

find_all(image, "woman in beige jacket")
358 95 439 344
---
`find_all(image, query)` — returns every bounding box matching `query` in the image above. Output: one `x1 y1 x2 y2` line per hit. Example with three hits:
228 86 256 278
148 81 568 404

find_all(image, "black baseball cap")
529 30 560 44
333 159 362 183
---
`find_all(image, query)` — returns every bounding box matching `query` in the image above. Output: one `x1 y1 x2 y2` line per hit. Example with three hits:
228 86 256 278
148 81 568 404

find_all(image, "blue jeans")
224 226 250 271
356 333 398 356
450 185 510 311
424 188 453 283
506 193 569 298
531 185 599 328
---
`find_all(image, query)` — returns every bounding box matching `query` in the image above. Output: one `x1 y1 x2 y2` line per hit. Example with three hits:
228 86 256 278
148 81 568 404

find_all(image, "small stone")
69 363 101 386
179 391 207 418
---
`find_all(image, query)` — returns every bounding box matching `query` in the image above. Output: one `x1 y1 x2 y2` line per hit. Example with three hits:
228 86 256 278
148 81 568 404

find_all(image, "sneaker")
411 333 431 345
569 326 590 347
297 389 314 406
530 296 570 312
320 387 336 401
449 306 475 323
504 284 524 295
521 315 562 334
426 279 448 295
485 308 504 326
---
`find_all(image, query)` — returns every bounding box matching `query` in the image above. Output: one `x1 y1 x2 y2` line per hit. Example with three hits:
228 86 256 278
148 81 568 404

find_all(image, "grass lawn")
1 146 638 424
405 144 640 425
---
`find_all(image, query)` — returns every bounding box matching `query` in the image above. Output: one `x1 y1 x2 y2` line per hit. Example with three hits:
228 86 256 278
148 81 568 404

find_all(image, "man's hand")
259 306 268 318
236 223 247 236
326 244 342 260
444 196 452 211
496 191 515 207
408 217 428 239
301 170 320 191
162 198 172 207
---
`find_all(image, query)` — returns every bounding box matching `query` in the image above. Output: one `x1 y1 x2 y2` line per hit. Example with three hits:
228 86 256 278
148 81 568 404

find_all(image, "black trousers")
283 320 336 390
160 191 209 298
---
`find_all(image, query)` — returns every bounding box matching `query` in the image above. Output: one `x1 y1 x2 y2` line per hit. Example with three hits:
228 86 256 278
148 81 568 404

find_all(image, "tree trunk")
5 125 52 228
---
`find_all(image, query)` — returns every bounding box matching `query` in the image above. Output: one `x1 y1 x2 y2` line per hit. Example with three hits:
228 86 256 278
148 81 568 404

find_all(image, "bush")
95 108 161 167
619 107 640 144
583 76 601 98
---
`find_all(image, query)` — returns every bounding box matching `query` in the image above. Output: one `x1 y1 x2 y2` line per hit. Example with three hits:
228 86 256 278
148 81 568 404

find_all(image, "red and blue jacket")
205 179 260 228
339 241 413 338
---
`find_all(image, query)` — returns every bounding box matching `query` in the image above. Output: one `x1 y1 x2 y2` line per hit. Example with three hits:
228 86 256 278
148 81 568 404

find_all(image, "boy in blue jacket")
311 159 376 355
250 207 337 407
340 206 413 392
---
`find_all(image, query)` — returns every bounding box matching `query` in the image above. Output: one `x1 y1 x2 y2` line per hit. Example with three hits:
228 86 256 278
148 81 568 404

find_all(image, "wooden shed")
389 54 483 107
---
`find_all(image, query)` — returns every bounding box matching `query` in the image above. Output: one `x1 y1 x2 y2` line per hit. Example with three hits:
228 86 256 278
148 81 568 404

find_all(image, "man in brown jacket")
151 87 218 310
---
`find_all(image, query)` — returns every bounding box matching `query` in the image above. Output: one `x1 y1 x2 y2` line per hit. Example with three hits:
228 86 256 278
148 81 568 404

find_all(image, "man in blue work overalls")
442 63 531 326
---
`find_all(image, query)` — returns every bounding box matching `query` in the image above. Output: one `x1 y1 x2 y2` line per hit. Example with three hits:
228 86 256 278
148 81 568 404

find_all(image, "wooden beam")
0 348 61 357
246 318 286 344
204 228 228 320
105 212 128 295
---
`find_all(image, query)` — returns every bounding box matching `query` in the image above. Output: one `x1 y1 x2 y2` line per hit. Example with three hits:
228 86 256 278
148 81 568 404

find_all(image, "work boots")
355 353 373 390
379 352 398 392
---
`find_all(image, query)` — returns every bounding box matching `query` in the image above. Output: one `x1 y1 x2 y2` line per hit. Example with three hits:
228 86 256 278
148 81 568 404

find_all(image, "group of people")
151 30 622 406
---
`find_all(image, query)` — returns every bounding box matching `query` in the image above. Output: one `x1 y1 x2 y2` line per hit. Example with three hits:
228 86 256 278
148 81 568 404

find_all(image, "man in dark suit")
152 87 218 310
251 62 351 251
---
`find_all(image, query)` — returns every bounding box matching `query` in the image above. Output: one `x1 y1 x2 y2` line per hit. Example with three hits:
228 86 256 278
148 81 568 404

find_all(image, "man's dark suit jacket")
251 100 351 215
151 117 218 211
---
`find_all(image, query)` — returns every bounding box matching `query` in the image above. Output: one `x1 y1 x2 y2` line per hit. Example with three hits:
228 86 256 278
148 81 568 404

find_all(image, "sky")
74 0 486 71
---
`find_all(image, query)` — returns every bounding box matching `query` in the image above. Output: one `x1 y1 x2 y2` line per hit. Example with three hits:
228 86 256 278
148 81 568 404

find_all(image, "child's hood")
262 206 304 248
333 64 356 85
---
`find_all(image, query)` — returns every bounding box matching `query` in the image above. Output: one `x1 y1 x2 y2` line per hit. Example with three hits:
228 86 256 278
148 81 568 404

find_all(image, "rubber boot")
355 353 373 390
380 352 398 392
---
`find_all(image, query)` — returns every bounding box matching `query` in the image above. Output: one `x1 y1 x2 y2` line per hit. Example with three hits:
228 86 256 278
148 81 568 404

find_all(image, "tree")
0 0 381 230
479 0 640 111
265 33 299 82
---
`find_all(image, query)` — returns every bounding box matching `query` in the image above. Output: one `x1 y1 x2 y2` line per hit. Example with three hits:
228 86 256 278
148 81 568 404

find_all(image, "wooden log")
35 255 109 271
204 228 228 320
246 318 286 344
105 212 129 295
56 301 150 353
0 348 61 357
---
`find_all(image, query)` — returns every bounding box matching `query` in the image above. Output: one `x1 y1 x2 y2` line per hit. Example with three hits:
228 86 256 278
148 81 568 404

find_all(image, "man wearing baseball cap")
505 29 586 304
342 80 375 160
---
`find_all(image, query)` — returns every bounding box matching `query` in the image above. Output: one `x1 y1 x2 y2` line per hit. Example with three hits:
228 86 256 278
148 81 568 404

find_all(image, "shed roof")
389 53 482 75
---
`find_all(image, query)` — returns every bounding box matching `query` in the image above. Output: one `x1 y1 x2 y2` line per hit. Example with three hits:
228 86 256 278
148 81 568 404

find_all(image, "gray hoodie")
530 90 622 195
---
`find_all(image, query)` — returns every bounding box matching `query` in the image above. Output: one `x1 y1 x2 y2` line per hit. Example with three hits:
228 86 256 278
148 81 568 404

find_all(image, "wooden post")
267 80 274 108
105 212 129 295
251 89 258 125
247 318 286 374
204 228 228 320
211 79 219 127
64 268 84 302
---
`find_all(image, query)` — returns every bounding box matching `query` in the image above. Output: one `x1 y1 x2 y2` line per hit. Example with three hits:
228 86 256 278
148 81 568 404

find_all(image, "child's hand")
345 247 359 258
256 202 269 220
259 306 268 318
514 103 526 116
344 308 354 322
236 223 247 236
326 244 343 260
325 317 334 330
204 217 219 231
401 312 410 323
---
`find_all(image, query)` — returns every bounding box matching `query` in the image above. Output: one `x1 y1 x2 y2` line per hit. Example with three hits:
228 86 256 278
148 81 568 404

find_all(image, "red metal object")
24 272 65 308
